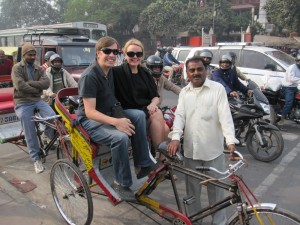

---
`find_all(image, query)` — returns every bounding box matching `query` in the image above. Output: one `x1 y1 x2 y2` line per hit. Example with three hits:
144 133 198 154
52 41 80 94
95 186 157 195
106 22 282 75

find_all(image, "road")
0 89 299 225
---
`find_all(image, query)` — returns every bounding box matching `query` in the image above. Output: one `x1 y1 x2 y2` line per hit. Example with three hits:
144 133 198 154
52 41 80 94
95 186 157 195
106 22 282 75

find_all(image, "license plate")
0 113 19 125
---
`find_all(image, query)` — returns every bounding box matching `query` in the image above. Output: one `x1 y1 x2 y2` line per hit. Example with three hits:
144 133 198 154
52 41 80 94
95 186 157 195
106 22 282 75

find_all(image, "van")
16 32 97 81
183 43 295 86
172 46 193 68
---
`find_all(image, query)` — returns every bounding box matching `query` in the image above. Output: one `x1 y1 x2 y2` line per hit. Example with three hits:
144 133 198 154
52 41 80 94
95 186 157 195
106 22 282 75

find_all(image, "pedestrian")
0 49 13 75
279 54 300 125
42 53 77 106
11 43 56 174
112 38 166 160
167 56 238 225
77 36 156 201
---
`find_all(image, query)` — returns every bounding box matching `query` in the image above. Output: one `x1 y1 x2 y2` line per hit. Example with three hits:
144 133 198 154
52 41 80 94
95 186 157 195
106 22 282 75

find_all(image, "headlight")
260 103 270 114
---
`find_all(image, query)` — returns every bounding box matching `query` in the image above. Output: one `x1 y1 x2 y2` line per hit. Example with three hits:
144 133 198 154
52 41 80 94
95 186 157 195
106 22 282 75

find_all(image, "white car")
183 43 295 86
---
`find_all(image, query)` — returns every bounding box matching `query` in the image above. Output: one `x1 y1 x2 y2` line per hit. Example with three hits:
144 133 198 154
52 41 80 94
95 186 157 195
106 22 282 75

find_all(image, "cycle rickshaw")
50 87 300 225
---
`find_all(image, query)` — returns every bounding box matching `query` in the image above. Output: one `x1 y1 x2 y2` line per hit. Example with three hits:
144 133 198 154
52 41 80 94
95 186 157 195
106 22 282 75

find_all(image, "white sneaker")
34 160 45 174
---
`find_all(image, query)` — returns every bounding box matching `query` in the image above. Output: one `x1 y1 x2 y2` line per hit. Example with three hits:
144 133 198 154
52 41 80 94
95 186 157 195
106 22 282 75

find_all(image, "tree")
139 0 191 37
264 0 300 34
0 0 62 29
64 0 151 36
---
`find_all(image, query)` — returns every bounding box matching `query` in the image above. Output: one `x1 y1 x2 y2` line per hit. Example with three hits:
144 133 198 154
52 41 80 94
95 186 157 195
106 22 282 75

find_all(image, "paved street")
0 90 300 224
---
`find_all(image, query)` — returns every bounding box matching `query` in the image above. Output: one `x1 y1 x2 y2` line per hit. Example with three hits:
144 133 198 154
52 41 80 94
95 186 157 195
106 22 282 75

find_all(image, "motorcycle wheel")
246 129 284 162
269 105 277 125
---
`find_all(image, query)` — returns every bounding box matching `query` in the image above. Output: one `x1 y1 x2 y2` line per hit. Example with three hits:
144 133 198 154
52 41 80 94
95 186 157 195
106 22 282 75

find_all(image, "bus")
0 21 107 47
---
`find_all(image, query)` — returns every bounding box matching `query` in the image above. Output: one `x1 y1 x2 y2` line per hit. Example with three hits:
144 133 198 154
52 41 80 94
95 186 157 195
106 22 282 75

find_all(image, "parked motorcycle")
263 88 300 124
230 80 284 162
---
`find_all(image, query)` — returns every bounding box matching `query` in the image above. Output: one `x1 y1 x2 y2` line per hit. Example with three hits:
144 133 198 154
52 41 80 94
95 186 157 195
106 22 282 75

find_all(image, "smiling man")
167 56 238 225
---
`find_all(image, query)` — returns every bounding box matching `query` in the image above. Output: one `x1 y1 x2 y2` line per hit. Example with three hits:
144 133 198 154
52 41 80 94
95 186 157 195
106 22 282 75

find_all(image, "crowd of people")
3 35 300 223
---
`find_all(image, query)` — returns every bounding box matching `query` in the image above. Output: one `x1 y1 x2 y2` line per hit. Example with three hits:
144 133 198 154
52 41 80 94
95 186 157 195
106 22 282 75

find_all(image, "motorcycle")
263 88 300 124
230 80 284 162
163 64 182 86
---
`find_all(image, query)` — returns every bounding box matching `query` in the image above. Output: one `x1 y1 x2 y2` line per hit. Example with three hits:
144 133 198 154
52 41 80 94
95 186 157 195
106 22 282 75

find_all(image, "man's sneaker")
34 160 45 174
136 163 160 179
111 182 136 201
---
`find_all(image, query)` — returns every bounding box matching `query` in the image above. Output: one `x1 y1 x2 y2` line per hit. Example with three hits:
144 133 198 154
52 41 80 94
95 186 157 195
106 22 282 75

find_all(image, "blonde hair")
123 38 144 58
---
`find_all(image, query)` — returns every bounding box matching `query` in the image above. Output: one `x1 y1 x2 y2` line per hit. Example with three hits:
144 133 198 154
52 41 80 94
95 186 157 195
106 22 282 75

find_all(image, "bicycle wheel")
228 207 300 225
57 138 93 185
50 159 93 225
246 129 284 162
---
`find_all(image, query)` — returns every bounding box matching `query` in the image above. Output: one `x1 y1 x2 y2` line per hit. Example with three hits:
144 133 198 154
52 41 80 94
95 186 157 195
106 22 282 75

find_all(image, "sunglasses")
188 67 204 73
101 48 119 55
126 51 143 57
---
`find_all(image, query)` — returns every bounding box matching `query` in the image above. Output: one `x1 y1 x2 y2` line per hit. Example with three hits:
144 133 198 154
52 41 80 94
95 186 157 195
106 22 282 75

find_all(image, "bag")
264 77 282 92
111 102 126 118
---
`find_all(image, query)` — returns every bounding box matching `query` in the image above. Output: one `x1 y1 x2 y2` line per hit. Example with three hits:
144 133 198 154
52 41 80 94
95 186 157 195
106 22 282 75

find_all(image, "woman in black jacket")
113 38 166 158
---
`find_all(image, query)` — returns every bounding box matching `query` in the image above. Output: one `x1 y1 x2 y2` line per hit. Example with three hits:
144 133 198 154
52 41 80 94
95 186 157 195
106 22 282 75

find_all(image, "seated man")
212 54 251 98
12 43 56 174
0 49 13 76
77 36 155 201
43 53 77 106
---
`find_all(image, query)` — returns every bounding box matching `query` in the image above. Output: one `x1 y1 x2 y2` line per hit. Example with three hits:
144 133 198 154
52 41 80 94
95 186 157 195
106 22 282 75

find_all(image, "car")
172 46 193 67
183 43 295 86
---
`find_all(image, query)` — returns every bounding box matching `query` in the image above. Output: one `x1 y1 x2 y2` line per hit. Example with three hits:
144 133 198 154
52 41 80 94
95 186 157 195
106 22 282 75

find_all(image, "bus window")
92 30 106 40
61 46 95 66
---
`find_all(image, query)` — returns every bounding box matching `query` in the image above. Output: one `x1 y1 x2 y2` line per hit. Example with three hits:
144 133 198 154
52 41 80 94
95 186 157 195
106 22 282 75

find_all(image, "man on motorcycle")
146 55 181 160
212 54 252 98
163 46 180 67
279 54 300 125
41 51 55 71
194 49 214 79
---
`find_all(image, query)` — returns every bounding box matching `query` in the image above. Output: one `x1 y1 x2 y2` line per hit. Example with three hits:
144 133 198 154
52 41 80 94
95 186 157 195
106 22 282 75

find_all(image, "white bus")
0 21 107 47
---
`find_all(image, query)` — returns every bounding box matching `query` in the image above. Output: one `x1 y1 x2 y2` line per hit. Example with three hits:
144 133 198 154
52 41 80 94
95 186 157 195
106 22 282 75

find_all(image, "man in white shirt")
167 56 238 225
279 54 300 125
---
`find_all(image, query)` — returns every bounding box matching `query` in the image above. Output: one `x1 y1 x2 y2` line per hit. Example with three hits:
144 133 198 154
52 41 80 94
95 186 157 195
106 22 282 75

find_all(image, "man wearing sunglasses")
279 54 300 125
77 36 155 201
167 56 237 225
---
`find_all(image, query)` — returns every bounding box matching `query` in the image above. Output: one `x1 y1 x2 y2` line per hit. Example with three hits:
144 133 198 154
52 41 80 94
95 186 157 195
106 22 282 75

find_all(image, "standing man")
12 43 56 174
77 36 155 201
167 56 238 225
279 54 300 125
0 49 13 75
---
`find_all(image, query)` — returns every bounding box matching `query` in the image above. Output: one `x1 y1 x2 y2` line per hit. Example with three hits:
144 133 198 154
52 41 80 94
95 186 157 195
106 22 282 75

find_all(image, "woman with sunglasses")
77 36 155 201
113 38 166 160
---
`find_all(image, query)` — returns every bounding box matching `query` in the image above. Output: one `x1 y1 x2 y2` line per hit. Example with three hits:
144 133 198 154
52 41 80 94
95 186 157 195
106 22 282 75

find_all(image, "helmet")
166 46 173 53
146 55 163 78
264 64 276 71
44 51 56 61
219 54 232 71
49 53 63 69
228 52 237 65
194 49 213 66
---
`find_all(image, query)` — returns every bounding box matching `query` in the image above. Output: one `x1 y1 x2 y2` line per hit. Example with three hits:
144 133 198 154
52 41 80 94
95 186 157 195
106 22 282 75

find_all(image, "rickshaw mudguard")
55 87 122 204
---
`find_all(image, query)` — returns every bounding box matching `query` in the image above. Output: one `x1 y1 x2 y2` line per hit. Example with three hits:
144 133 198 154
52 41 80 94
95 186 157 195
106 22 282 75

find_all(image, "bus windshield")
61 46 95 66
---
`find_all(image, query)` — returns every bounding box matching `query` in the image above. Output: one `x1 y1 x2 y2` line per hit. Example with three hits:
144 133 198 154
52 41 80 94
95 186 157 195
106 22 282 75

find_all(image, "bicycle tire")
246 129 284 162
50 159 93 225
228 207 300 225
